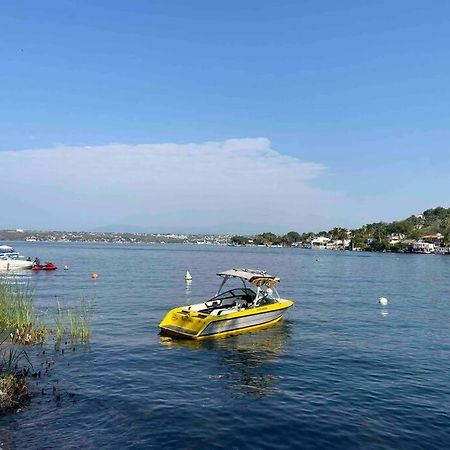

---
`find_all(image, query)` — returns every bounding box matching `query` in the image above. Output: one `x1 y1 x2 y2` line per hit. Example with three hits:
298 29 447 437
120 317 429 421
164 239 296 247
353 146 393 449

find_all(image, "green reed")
55 301 65 342
0 282 34 329
67 307 80 340
79 297 93 342
55 298 93 346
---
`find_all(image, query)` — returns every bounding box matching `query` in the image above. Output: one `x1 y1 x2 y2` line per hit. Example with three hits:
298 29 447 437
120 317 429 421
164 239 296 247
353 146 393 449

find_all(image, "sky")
1 1 449 233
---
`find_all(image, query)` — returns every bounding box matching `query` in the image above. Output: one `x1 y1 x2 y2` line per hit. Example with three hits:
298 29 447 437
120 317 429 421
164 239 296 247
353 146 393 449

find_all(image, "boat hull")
159 299 293 339
0 260 33 270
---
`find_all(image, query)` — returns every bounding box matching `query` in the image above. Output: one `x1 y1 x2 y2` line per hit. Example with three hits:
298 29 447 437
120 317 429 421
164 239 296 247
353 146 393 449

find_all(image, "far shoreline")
4 237 449 257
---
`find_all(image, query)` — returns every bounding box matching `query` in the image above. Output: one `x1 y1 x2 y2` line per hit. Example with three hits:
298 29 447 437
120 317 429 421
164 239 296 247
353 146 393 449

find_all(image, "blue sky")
1 1 449 233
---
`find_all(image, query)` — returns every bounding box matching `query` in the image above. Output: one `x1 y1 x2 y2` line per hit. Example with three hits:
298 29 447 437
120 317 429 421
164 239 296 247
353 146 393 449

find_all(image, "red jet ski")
32 262 57 271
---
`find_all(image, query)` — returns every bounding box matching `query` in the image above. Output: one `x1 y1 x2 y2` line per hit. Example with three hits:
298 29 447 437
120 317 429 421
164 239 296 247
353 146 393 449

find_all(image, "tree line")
231 206 450 250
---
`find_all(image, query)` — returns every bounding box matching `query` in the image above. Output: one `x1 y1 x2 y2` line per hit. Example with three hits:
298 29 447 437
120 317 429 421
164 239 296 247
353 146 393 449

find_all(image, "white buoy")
63 264 69 270
185 270 192 281
378 297 389 306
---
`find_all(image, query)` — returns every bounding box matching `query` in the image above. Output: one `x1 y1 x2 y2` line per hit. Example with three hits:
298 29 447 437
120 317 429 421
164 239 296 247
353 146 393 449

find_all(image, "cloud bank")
2 138 340 232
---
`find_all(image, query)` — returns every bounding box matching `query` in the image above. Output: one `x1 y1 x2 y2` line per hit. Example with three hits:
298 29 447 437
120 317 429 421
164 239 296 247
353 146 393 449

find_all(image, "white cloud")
1 138 341 232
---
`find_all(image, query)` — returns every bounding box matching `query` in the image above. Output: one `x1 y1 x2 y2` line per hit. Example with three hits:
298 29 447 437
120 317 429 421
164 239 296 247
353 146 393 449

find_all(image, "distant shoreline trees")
231 207 450 252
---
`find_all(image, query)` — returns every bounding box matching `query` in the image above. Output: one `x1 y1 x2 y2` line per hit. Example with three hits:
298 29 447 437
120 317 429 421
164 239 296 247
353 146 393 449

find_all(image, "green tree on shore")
282 231 301 246
255 232 278 245
231 235 250 245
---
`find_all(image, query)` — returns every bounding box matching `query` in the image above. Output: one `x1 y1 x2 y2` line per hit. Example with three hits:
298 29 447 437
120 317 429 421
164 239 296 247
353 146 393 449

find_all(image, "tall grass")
0 279 93 347
67 307 80 340
55 301 65 342
0 280 94 412
54 298 93 347
0 282 34 331
0 280 49 344
79 297 93 342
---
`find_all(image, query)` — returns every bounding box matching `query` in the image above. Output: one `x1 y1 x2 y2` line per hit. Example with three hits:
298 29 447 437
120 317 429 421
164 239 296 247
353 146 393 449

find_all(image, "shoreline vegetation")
0 279 93 414
231 207 450 255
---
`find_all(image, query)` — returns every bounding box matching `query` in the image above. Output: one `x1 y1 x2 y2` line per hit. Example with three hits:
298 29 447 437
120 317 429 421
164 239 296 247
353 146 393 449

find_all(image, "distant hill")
91 221 282 235
90 224 154 233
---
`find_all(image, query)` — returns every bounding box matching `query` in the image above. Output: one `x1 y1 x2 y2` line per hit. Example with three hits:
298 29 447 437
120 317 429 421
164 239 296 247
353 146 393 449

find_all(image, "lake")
0 242 449 449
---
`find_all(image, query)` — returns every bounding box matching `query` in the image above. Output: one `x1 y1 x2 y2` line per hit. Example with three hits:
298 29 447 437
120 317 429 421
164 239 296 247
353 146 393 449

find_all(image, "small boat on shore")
159 268 294 339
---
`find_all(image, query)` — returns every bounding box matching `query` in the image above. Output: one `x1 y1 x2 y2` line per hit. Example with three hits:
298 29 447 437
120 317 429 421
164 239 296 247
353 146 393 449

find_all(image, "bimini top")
217 268 280 286
0 245 14 253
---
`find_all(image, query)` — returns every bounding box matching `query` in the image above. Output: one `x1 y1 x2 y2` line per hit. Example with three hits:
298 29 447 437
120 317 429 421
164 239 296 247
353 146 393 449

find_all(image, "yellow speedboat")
159 268 294 339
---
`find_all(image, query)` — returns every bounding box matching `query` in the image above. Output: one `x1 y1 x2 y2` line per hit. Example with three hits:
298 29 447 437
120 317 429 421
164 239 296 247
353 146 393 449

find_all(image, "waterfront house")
412 241 435 254
421 233 443 244
389 233 406 245
311 236 331 249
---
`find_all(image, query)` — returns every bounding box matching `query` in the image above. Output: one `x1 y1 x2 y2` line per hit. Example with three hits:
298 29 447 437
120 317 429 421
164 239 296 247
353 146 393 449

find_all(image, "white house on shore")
412 241 435 254
389 233 406 245
311 236 331 249
310 236 351 250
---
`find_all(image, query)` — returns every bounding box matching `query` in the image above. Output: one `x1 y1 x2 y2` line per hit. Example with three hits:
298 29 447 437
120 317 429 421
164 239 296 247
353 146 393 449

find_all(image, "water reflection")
0 272 33 286
160 321 292 397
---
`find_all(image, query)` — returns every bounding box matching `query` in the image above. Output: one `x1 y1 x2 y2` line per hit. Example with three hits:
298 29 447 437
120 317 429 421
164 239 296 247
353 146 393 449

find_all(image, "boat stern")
159 307 210 339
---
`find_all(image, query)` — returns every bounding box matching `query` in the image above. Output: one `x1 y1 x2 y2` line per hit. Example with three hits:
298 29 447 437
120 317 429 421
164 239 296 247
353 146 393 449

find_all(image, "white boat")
0 246 33 270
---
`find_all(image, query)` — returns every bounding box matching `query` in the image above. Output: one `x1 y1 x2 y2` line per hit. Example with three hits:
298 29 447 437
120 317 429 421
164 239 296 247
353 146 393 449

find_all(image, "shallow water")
0 243 449 449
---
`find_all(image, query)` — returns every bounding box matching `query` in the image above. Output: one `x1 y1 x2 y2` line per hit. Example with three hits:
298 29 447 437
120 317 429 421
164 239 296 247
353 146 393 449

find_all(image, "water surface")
0 243 449 449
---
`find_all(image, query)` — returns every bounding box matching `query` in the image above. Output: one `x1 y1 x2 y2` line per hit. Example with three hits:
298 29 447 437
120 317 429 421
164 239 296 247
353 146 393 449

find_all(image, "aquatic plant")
0 282 33 329
0 280 49 344
79 297 93 342
67 307 80 341
55 301 65 342
54 298 93 346
0 281 94 414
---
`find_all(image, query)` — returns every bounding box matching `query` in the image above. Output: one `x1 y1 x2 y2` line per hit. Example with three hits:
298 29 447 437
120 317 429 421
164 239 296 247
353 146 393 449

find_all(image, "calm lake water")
0 242 449 449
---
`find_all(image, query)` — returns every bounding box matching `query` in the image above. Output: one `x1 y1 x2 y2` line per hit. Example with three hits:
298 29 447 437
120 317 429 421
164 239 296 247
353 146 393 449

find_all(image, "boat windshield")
210 287 256 302
0 253 20 260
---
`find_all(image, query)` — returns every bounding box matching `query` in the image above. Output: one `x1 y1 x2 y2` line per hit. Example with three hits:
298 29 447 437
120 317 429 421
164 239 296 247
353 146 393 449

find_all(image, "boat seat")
234 299 247 309
210 307 239 316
